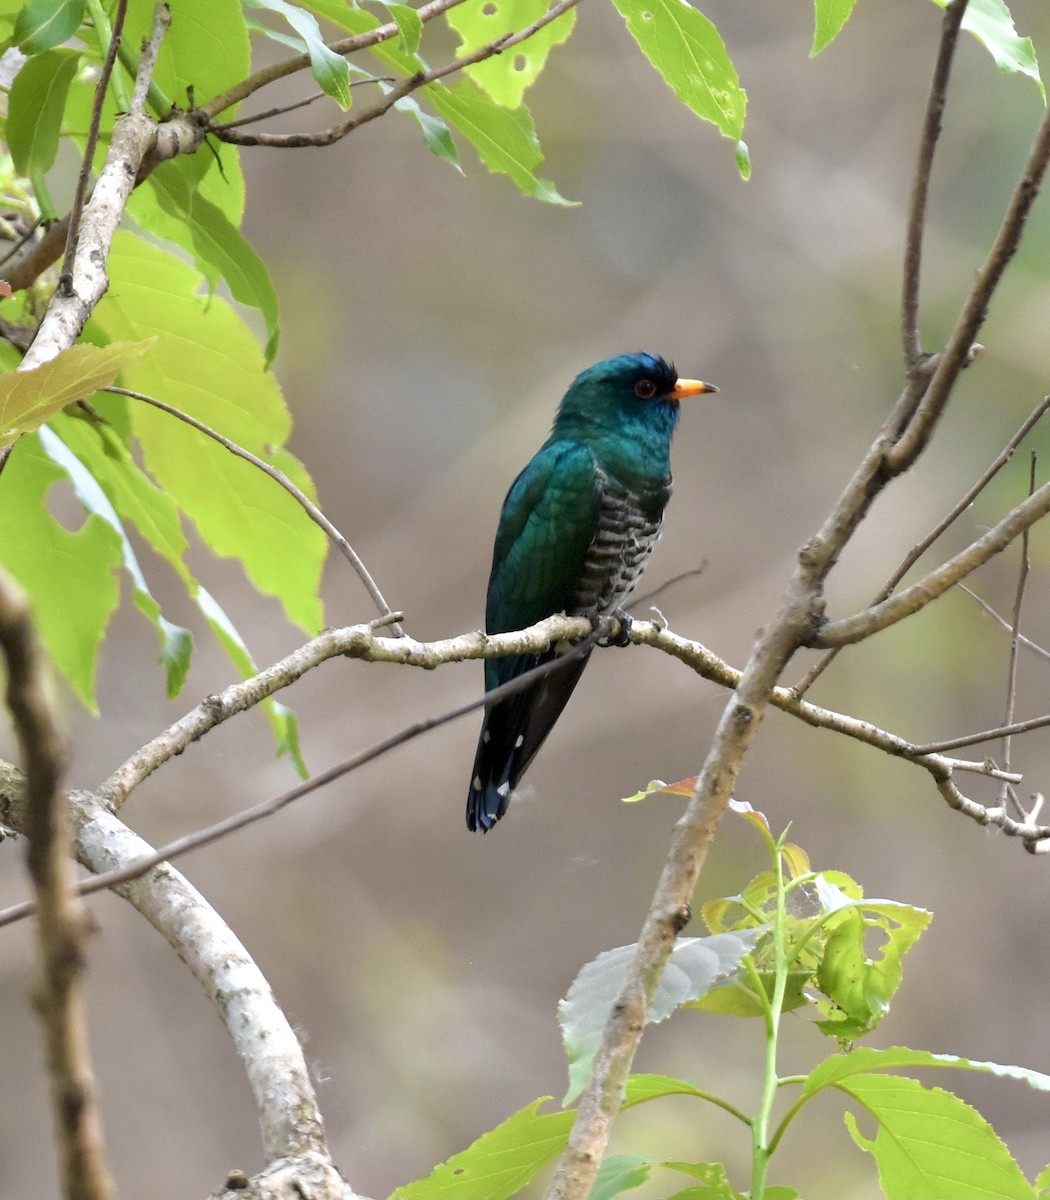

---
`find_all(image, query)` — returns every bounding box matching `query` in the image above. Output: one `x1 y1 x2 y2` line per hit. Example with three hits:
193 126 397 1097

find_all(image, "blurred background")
2 1 1050 1196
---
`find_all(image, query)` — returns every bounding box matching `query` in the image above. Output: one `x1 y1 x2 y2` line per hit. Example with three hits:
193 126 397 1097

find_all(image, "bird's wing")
467 443 604 830
486 440 602 652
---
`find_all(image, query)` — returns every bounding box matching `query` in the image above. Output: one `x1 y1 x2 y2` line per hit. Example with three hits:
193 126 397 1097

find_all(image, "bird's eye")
633 378 658 399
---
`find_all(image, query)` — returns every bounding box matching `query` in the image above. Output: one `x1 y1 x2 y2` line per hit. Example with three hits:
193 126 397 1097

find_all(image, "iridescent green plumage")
467 353 717 832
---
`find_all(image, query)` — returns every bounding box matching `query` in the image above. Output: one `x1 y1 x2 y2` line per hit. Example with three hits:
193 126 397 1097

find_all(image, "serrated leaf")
391 1097 574 1200
7 49 80 177
811 0 860 54
36 425 194 698
49 409 199 696
609 0 746 154
841 1073 1035 1200
130 160 281 363
88 232 326 635
425 78 573 203
0 434 121 708
931 0 1044 100
813 878 931 1040
447 0 575 108
805 1045 1050 1097
560 932 760 1103
245 0 352 108
14 0 84 53
0 340 155 447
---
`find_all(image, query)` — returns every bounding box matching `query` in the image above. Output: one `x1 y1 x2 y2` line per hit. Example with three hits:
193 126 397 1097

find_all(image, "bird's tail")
466 652 591 832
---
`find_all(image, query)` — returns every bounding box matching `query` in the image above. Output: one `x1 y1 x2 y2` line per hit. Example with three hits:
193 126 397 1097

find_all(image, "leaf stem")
750 838 791 1199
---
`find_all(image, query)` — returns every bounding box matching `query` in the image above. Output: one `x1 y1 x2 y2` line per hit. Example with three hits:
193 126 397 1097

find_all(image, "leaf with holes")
425 78 573 203
447 0 576 109
610 0 746 155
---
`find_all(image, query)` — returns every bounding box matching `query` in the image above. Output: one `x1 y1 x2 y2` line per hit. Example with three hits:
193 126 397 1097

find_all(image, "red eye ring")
633 378 658 399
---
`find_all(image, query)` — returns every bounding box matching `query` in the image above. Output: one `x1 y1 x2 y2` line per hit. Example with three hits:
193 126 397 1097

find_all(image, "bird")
466 352 718 832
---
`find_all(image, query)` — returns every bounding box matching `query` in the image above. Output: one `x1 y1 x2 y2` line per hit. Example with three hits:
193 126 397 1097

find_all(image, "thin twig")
197 0 470 120
130 3 171 113
998 451 1035 808
901 0 969 369
0 572 112 1200
60 0 130 296
105 386 403 633
814 479 1050 647
214 77 394 131
911 712 1050 756
792 394 1050 695
959 584 1050 661
209 0 581 147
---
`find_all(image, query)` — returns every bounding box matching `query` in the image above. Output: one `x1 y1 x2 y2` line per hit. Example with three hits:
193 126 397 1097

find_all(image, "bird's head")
554 352 718 448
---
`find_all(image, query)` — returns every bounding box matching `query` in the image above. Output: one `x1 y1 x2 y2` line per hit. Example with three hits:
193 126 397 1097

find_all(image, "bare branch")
815 480 1050 647
959 584 1050 661
901 0 969 369
61 0 132 292
887 101 1050 471
106 387 402 633
791 393 1050 695
22 10 201 369
0 571 112 1200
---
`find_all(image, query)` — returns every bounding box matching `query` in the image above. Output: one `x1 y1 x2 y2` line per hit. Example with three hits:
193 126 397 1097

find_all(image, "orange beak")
670 378 719 400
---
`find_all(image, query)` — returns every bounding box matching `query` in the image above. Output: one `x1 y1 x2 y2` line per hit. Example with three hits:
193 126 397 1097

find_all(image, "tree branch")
901 0 968 370
815 480 1050 647
0 571 112 1200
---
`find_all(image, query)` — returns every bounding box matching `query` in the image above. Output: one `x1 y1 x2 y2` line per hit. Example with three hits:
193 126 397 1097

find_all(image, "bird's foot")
597 608 633 648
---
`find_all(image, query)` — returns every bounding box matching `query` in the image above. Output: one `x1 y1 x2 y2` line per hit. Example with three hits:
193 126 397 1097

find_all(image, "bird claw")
597 608 633 648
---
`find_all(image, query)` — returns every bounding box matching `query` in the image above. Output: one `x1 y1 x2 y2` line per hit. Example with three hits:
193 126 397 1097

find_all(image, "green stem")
749 841 791 1200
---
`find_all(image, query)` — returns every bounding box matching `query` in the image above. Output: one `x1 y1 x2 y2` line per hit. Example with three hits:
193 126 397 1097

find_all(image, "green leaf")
811 0 860 54
425 78 573 203
394 94 463 170
88 232 326 635
621 1073 713 1109
841 1073 1035 1200
7 49 81 177
560 932 760 1103
14 0 84 53
301 0 427 74
125 0 250 109
130 160 281 363
805 1045 1050 1097
0 433 121 708
608 0 746 153
245 0 352 108
447 0 576 109
385 1 423 54
194 587 308 777
931 0 1044 100
36 425 194 697
589 1154 655 1200
0 340 155 448
391 1097 574 1200
813 876 931 1040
